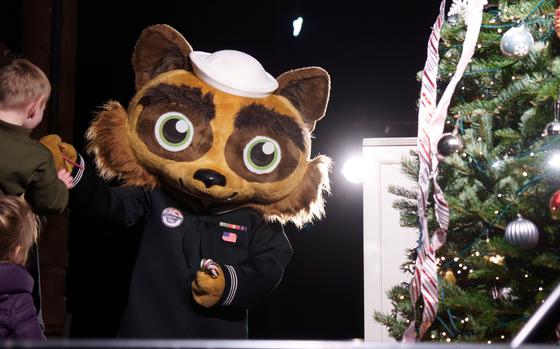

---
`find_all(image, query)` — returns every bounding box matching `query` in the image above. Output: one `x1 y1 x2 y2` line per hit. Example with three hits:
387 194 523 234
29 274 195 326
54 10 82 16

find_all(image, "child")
0 58 74 214
0 58 75 339
0 195 46 340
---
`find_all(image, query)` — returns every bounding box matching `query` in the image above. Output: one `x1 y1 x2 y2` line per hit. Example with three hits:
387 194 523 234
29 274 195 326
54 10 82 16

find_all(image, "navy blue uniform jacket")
71 157 292 338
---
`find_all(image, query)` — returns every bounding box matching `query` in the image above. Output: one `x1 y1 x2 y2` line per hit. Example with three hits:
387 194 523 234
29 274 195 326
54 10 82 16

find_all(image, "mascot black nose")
194 169 227 188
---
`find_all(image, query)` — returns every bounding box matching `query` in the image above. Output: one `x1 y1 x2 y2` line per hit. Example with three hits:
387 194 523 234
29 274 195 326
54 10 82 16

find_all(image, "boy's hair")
0 59 51 110
0 196 40 265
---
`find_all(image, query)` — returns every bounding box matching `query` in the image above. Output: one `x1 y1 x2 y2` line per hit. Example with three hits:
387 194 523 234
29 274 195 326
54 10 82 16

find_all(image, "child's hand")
58 169 74 189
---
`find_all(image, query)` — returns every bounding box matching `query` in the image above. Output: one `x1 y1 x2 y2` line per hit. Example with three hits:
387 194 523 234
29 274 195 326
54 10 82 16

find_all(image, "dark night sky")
3 0 440 339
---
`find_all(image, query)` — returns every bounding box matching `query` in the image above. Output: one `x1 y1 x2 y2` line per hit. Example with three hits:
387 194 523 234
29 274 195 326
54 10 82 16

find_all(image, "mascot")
43 24 331 338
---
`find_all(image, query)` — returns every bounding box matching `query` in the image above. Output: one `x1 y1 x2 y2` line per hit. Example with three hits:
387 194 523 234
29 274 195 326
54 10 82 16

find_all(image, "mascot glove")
191 259 225 308
39 134 78 173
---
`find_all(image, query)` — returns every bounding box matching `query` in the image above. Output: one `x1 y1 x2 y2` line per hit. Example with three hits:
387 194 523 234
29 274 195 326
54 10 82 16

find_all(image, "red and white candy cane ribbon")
404 0 486 341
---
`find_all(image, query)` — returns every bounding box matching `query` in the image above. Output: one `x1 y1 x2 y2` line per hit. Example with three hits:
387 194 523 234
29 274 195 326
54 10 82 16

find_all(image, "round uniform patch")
161 207 184 228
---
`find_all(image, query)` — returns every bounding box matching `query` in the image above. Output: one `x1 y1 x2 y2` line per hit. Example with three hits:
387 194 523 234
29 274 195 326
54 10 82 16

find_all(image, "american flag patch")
222 231 237 243
219 222 247 231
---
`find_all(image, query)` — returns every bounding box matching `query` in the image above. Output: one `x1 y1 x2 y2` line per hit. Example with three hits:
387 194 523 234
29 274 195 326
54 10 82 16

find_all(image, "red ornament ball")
549 190 560 220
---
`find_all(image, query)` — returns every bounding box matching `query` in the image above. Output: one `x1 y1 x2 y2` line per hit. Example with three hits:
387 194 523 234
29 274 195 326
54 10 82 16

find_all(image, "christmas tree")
374 0 560 343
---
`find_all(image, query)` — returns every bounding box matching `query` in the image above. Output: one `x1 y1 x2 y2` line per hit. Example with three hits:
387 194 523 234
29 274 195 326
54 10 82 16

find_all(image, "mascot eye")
243 136 281 174
154 112 194 152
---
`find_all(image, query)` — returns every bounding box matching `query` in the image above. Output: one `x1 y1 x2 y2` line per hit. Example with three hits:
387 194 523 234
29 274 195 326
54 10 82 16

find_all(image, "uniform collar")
162 185 246 216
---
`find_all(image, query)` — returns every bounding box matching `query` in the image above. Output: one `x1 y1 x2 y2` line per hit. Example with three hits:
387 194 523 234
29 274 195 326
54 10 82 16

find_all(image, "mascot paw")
191 259 225 308
39 134 78 173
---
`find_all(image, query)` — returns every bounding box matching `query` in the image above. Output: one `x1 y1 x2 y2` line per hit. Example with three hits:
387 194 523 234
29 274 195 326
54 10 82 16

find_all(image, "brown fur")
136 101 214 162
132 24 193 91
89 25 332 228
139 84 215 120
235 104 305 150
86 101 158 188
248 155 332 228
276 67 330 132
191 268 225 308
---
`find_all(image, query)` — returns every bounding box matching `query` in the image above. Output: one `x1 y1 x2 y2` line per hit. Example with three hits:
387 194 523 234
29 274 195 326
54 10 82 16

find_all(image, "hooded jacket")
0 263 45 340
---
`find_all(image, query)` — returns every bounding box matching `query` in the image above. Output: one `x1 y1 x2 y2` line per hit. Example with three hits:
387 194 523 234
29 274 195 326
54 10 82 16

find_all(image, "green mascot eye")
243 136 281 174
154 112 194 152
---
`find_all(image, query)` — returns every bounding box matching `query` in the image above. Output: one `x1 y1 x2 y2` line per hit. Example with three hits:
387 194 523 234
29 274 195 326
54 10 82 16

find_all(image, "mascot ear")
275 67 330 132
132 24 193 91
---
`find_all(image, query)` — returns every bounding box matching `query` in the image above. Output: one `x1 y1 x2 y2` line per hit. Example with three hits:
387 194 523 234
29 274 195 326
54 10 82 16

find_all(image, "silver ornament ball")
544 121 560 137
504 216 539 249
437 133 463 157
500 25 534 58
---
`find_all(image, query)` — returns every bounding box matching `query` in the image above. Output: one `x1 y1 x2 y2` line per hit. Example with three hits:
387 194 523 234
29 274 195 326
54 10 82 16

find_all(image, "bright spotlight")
342 156 365 184
548 151 560 169
292 16 303 37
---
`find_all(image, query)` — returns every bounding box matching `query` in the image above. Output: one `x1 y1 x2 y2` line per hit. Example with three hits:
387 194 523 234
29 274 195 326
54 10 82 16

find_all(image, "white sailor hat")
189 50 279 98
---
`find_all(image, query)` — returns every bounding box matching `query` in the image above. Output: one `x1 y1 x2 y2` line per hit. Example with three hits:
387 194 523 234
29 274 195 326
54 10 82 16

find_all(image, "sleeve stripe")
71 155 85 186
222 265 238 306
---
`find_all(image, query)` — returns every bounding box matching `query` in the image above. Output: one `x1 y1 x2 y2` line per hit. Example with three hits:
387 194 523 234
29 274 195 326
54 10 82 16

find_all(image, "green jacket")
0 119 68 214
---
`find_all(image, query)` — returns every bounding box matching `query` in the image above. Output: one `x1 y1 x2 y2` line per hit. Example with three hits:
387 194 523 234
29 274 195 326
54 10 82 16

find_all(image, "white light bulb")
292 17 303 37
341 156 365 184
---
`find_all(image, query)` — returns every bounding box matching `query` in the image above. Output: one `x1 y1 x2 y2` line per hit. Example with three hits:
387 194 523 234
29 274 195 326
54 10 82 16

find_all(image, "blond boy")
0 59 72 214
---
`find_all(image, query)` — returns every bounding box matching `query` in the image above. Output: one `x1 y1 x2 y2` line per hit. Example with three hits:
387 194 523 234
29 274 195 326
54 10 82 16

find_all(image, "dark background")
1 0 438 339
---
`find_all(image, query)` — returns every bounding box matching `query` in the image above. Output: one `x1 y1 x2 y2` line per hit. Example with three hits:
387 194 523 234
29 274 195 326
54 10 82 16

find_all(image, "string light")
538 287 543 291
446 338 452 342
522 171 528 176
489 255 504 264
475 251 480 256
